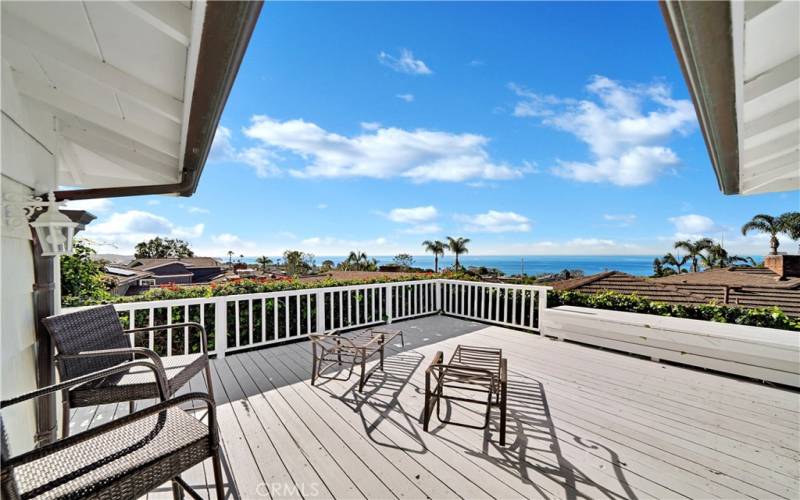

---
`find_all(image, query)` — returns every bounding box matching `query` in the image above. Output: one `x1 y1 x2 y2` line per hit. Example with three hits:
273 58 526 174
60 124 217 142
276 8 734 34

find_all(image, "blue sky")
75 2 799 257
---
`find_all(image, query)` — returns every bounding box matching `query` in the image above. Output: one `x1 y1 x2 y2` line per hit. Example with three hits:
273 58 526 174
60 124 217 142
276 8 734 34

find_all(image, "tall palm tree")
741 214 783 255
700 243 729 269
256 255 272 272
422 240 447 273
674 238 713 273
446 237 470 270
226 250 234 266
662 252 689 273
777 212 800 253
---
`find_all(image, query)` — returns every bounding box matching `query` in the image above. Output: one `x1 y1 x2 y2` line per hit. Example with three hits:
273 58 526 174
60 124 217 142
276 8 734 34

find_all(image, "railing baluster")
184 304 190 354
262 298 267 342
273 297 278 339
511 289 517 325
284 296 290 338
338 290 344 329
248 299 254 346
148 307 154 351
355 288 361 325
166 306 173 356
306 294 311 334
234 300 240 347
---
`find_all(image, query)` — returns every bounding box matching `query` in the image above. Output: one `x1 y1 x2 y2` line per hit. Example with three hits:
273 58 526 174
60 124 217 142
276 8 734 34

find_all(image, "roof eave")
660 0 740 195
54 1 263 202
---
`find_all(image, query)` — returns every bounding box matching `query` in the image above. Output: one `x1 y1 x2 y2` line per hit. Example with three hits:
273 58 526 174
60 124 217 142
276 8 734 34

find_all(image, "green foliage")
777 212 800 241
61 239 112 305
320 259 335 272
282 250 314 276
446 236 470 269
255 255 273 272
338 251 378 271
392 253 414 270
549 290 799 331
134 237 194 259
422 239 447 272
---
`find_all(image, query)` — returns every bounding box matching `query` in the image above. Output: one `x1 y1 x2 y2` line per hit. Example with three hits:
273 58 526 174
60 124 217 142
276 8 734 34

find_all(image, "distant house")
552 258 800 318
106 257 224 296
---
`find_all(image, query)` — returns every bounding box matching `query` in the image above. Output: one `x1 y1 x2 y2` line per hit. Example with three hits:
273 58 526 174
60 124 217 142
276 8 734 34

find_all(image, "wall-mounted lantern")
2 191 78 257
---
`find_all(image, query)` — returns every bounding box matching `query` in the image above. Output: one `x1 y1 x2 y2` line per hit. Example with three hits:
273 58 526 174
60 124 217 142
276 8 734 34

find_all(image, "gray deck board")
72 315 798 499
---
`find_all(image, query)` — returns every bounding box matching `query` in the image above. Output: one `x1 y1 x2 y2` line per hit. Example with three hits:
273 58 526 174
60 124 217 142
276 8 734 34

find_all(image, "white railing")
64 279 549 358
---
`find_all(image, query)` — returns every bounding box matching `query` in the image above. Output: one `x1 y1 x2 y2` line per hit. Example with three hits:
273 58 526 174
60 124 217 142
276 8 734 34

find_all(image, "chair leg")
61 394 70 438
311 344 318 386
359 356 366 392
211 447 226 500
204 363 216 402
499 383 507 446
171 477 184 499
129 400 135 415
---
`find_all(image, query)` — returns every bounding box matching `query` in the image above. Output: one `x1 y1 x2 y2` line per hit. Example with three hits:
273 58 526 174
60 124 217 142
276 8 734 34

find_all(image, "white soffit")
1 1 205 190
737 0 800 195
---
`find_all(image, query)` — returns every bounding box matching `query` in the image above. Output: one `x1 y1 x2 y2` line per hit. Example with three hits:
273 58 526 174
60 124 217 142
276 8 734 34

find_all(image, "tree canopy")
60 239 111 304
134 237 194 259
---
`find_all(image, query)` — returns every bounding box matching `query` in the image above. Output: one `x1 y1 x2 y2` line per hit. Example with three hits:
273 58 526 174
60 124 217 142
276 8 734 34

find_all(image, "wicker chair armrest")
125 322 209 354
2 392 215 469
1 360 168 411
57 347 167 379
432 363 495 379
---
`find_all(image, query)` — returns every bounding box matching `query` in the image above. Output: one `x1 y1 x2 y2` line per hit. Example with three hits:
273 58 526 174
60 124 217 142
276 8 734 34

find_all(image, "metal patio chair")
423 345 508 445
310 327 404 392
1 361 225 499
42 305 214 437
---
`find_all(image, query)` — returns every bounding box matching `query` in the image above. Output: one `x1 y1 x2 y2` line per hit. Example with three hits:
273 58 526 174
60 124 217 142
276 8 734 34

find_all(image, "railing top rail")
438 279 552 292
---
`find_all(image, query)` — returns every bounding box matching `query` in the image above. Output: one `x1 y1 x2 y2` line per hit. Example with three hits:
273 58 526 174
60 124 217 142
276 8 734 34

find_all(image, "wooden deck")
70 315 800 499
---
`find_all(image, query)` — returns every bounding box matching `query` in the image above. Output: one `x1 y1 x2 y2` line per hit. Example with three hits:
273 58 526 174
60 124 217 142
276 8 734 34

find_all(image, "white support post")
386 285 394 324
436 280 442 312
316 290 325 334
537 288 548 335
214 297 227 358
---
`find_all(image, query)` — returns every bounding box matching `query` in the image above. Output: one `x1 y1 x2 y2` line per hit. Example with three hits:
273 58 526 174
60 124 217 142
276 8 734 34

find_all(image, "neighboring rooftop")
552 269 800 317
129 257 222 270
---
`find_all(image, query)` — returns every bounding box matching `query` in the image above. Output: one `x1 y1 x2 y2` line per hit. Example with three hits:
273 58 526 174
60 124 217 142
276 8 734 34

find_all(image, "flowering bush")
549 290 799 331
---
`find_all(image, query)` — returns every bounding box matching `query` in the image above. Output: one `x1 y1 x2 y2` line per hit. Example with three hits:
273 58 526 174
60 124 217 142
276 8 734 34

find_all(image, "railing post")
537 288 548 335
386 285 393 324
214 297 228 358
435 280 442 313
316 290 325 333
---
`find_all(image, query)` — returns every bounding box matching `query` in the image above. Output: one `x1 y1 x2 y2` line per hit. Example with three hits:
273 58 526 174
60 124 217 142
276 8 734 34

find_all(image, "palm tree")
446 236 471 270
777 212 800 253
256 256 272 272
226 250 234 266
674 238 713 273
741 214 783 255
700 243 728 269
662 252 689 273
422 240 447 272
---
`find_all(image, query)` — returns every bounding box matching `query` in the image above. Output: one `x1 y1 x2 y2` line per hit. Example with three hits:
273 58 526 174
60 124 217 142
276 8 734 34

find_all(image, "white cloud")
552 146 679 186
317 203 328 209
83 210 204 252
396 93 415 103
378 49 432 75
401 223 442 235
360 122 382 131
146 199 161 206
456 210 531 233
603 213 637 226
209 126 280 178
668 214 717 234
242 116 526 183
179 205 211 214
512 75 696 186
63 198 113 213
468 59 485 67
298 236 398 255
386 206 438 224
472 238 645 255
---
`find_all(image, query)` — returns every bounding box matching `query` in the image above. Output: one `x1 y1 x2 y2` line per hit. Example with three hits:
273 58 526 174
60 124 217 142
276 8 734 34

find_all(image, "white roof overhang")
1 1 261 200
661 0 799 196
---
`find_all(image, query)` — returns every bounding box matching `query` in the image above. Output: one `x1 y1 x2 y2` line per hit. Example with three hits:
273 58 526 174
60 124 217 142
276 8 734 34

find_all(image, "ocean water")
242 255 673 277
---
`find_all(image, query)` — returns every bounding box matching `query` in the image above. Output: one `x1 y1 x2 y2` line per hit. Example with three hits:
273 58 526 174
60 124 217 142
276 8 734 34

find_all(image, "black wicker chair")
1 361 225 499
42 305 214 437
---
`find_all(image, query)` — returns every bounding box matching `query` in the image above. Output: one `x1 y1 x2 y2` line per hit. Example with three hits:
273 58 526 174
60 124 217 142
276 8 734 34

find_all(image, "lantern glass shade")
30 207 78 257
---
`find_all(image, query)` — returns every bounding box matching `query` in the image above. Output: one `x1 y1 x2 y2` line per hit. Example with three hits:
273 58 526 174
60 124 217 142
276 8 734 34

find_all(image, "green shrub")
549 290 799 331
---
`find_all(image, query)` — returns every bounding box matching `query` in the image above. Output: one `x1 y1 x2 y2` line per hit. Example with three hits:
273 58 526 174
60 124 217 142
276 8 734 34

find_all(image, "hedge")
549 290 800 331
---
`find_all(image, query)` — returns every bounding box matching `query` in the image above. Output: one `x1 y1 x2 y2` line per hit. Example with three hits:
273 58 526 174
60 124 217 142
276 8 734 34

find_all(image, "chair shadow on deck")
424 375 639 500
318 350 429 454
